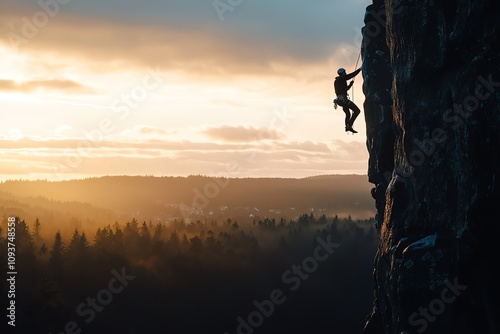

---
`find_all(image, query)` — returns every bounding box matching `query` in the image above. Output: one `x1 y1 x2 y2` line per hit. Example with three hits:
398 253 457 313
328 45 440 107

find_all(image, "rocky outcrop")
362 0 500 333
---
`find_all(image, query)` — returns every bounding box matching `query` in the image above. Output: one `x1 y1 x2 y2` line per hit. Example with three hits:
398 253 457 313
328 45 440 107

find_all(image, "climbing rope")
351 50 361 101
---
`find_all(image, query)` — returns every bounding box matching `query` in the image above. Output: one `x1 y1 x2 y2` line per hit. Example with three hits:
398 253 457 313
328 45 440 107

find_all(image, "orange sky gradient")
0 0 371 181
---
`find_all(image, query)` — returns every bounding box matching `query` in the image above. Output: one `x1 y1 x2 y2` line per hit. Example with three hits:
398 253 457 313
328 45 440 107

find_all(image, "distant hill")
0 175 374 229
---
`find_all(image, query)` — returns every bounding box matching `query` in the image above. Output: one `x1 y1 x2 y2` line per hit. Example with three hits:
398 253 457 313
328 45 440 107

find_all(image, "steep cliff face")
362 0 500 333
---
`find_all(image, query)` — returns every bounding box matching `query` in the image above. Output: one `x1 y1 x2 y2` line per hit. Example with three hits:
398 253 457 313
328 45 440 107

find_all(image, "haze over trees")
1 176 377 333
0 175 374 238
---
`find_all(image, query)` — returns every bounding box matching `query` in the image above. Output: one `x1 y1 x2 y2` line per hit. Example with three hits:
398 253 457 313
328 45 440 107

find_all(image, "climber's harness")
333 95 350 109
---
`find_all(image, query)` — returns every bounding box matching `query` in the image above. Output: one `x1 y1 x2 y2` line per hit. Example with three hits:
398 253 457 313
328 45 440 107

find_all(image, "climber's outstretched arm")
345 68 362 80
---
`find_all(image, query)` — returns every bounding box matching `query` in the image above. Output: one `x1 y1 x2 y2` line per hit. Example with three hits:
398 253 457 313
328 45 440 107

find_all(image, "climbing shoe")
347 125 358 134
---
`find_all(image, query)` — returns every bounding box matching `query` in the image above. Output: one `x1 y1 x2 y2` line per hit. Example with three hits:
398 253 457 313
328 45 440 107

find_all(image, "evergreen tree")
167 230 180 254
33 218 42 243
140 221 151 241
68 228 89 259
49 231 65 280
153 223 162 241
17 219 35 255
111 226 124 253
68 229 81 254
152 223 164 253
139 221 152 255
80 232 90 251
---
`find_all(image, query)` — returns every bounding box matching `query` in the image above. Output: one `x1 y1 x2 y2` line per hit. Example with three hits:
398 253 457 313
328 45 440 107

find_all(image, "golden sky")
0 0 371 181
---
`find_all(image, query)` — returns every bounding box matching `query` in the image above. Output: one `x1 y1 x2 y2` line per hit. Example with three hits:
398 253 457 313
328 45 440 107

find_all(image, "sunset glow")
1 0 371 181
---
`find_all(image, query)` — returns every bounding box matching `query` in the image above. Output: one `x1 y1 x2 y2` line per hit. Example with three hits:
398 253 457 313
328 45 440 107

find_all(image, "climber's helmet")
337 68 346 76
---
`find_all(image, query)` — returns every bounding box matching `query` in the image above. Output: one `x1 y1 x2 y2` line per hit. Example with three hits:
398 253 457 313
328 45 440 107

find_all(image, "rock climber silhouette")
334 67 362 133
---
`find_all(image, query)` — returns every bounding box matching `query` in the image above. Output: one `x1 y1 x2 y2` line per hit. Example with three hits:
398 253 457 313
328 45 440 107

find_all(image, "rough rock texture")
362 0 500 333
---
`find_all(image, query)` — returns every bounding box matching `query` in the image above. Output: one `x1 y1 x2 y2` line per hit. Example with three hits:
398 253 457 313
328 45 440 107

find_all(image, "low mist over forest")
1 175 377 333
0 175 374 239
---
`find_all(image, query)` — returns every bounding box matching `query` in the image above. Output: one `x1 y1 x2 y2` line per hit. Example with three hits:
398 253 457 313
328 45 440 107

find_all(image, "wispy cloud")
0 136 368 180
0 79 92 93
137 126 169 135
204 125 285 142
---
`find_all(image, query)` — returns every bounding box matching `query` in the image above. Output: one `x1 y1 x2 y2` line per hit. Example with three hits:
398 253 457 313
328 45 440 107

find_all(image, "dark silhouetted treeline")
1 214 377 334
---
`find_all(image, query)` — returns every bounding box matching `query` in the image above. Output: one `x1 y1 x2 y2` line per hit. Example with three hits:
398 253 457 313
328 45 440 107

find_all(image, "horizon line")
0 173 369 183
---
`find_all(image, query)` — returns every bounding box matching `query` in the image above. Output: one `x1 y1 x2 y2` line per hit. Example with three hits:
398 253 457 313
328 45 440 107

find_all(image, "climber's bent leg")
348 101 361 127
343 106 351 128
